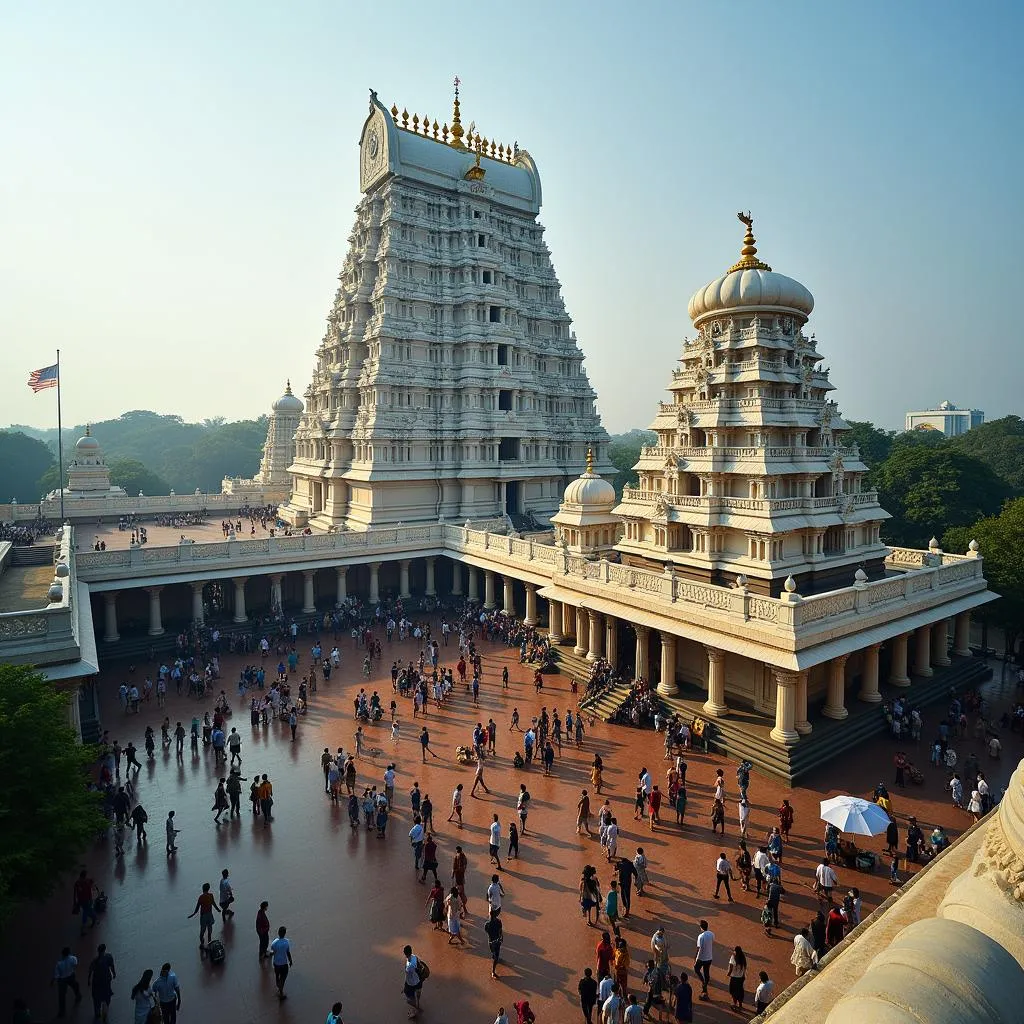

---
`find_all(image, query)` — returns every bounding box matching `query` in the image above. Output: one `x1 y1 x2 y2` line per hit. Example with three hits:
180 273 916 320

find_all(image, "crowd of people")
22 587 1015 1024
0 517 52 545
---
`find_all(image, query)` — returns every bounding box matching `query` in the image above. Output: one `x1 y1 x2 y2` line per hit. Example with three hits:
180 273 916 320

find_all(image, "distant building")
905 401 984 437
48 426 127 502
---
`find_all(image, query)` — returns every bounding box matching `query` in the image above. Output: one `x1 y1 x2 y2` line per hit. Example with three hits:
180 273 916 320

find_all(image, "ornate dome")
562 450 615 508
272 380 304 415
75 424 100 452
687 215 814 324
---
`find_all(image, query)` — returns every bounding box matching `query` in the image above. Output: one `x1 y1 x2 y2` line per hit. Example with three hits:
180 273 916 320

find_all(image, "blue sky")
2 1 1021 434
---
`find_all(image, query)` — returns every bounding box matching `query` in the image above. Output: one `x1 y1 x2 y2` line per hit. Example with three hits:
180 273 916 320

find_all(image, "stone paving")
2 627 1020 1024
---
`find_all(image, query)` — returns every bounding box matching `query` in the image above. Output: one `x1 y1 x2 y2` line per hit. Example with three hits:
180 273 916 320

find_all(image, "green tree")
890 428 948 452
0 430 55 503
944 497 1024 664
873 446 1013 548
107 458 171 496
843 420 895 470
36 463 62 496
947 415 1024 493
0 665 105 925
608 429 656 497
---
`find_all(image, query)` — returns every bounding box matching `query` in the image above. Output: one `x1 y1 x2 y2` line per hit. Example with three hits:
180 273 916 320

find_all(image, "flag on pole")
28 364 59 392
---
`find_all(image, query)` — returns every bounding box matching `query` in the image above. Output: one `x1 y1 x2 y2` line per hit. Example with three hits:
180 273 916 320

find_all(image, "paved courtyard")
3 626 1020 1024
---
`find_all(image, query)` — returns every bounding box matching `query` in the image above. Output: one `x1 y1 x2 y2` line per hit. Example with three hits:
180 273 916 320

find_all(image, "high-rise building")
280 85 611 532
905 401 984 437
614 214 890 596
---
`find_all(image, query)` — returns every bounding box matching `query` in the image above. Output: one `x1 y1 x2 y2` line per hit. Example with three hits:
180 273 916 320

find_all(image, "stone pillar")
103 592 120 642
858 643 882 702
794 669 812 735
335 567 348 606
634 625 650 681
232 577 248 624
822 654 850 719
483 571 496 610
302 570 316 614
547 598 562 642
604 616 618 670
146 586 164 637
953 612 972 657
932 617 951 667
889 633 910 687
190 582 205 626
696 644 724 715
915 626 933 677
524 583 538 626
502 575 515 616
424 557 436 597
770 669 800 745
658 633 679 696
562 601 574 640
451 561 463 597
399 560 411 600
587 611 604 662
574 607 588 656
467 567 478 602
269 574 283 613
369 562 381 605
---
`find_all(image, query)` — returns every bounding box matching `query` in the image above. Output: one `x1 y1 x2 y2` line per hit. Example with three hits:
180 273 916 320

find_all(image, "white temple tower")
62 426 126 498
280 83 612 532
614 214 890 596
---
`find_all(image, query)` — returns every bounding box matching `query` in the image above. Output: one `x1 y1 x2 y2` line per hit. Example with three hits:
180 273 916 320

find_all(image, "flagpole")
56 349 65 523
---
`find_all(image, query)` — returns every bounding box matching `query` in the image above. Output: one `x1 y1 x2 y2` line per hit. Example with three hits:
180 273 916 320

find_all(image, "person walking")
165 811 179 854
713 851 735 901
402 944 423 1019
270 926 293 999
409 817 425 874
130 802 148 844
754 970 775 1013
152 963 182 1024
448 783 464 827
420 726 438 761
577 789 593 836
452 846 469 916
485 909 504 979
212 779 229 824
219 869 236 919
326 1001 346 1024
517 784 531 835
472 757 491 797
129 970 155 1024
421 833 440 884
187 883 221 951
87 944 116 1021
615 857 636 919
578 967 599 1024
673 974 694 1023
256 901 271 961
258 774 274 825
487 874 505 916
508 821 520 859
445 887 465 945
694 920 714 1001
727 946 747 1011
226 769 246 816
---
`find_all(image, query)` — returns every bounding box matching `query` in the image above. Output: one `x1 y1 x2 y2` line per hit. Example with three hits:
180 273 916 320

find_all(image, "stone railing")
639 445 858 461
656 397 825 416
618 489 879 514
0 491 277 524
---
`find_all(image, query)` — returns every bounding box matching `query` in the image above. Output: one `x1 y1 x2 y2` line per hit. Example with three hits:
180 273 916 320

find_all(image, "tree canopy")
0 665 105 925
108 458 171 496
944 497 1024 659
843 420 895 470
608 430 656 497
872 446 1013 548
947 415 1024 493
0 430 55 503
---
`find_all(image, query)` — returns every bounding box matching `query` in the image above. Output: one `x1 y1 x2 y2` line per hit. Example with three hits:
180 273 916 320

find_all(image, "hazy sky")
2 2 1021 436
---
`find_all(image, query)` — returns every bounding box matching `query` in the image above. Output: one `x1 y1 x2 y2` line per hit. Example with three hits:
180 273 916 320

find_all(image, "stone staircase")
660 655 992 785
10 544 54 566
550 643 641 722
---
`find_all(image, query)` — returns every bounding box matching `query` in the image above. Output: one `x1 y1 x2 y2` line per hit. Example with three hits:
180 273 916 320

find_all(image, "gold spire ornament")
728 211 772 273
464 133 486 180
390 103 399 122
586 446 594 475
449 75 467 150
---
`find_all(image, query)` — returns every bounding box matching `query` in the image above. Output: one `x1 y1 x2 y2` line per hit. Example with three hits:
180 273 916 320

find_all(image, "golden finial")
728 211 772 273
412 113 419 133
585 447 594 475
390 103 398 122
489 140 496 158
498 143 505 161
464 134 485 180
401 108 409 129
449 75 466 150
442 122 449 143
86 423 92 436
285 379 293 394
481 136 488 155
431 119 439 140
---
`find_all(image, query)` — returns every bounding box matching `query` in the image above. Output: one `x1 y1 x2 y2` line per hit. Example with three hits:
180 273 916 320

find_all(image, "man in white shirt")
714 852 734 901
488 813 503 870
600 985 623 1024
402 944 422 1016
815 859 838 901
152 963 182 1023
409 818 425 872
738 797 750 838
752 845 771 897
977 773 991 813
269 926 293 999
694 920 714 999
486 874 505 913
623 994 643 1024
754 970 775 1012
52 947 81 1016
384 765 396 807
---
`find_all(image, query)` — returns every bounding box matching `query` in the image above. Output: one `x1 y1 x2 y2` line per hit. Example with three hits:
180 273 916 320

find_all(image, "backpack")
415 958 430 982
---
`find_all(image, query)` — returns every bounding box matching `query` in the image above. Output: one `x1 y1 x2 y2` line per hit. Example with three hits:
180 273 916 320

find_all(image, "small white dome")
688 267 814 324
273 380 304 414
75 425 100 452
562 473 616 508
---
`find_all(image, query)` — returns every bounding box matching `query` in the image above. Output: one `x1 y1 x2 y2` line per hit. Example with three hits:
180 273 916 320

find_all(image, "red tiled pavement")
3 627 1021 1024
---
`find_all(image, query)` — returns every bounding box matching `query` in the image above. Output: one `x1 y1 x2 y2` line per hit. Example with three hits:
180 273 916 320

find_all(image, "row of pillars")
103 557 445 641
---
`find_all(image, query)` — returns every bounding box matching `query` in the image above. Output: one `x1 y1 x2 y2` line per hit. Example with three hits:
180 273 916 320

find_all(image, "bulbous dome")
75 425 100 452
272 380 304 415
562 472 615 509
688 267 814 323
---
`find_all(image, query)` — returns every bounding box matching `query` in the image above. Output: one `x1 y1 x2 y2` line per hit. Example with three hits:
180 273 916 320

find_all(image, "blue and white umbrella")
819 795 892 836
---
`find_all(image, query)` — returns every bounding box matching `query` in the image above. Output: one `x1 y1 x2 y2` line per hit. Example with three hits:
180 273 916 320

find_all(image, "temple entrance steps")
11 544 54 566
548 644 594 686
580 679 637 722
659 655 992 786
